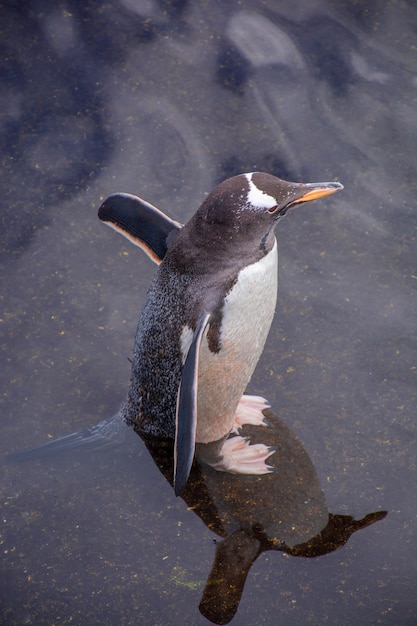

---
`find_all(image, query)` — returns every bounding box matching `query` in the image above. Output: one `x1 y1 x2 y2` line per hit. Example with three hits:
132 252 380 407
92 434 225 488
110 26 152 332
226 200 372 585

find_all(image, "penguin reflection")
9 406 387 625
142 409 387 626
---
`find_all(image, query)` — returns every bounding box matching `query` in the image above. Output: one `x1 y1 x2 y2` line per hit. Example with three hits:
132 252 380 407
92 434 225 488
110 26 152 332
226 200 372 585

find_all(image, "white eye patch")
245 173 277 210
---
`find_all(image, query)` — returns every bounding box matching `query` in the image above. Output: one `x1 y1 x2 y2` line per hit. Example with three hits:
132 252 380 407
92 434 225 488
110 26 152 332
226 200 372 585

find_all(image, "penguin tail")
6 412 129 462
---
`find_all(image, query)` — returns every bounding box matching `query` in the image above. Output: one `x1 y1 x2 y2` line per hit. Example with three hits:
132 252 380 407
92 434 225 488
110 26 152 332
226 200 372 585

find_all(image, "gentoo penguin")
98 172 343 495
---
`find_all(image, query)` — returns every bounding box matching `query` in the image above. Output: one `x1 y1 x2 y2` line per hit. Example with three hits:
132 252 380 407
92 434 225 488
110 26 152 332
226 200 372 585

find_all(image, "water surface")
1 1 416 624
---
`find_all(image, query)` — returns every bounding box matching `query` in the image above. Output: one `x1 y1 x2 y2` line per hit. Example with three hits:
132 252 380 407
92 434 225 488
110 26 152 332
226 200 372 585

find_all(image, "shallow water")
1 1 416 624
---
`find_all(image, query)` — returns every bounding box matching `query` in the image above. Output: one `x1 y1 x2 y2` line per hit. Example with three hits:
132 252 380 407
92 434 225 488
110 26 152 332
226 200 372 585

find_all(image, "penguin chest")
195 239 278 443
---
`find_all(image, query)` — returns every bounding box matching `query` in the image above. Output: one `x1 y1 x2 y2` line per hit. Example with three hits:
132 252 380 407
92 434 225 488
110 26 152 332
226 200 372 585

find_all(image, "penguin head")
170 172 342 269
198 172 342 225
187 172 342 249
244 172 343 218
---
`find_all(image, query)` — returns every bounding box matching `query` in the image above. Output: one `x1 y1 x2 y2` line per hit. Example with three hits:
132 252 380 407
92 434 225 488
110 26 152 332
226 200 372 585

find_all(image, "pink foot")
232 394 270 433
208 435 275 474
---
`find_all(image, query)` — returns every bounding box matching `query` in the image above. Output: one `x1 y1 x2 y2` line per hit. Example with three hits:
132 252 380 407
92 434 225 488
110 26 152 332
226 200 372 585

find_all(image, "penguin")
98 172 343 496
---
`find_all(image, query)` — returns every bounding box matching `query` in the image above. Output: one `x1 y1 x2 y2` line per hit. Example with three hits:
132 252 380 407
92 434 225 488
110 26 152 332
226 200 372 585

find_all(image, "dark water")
1 1 416 624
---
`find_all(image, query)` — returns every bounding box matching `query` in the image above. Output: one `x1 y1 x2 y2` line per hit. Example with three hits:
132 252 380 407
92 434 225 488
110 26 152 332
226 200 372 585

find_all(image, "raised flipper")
98 193 183 264
6 413 128 462
174 311 211 496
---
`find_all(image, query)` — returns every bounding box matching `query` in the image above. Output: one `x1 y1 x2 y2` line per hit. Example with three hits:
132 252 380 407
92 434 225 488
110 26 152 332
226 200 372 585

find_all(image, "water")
1 1 416 624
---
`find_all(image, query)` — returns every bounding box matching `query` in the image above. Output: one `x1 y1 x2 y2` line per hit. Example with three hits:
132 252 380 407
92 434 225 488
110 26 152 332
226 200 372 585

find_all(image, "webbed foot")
208 435 275 474
232 394 270 432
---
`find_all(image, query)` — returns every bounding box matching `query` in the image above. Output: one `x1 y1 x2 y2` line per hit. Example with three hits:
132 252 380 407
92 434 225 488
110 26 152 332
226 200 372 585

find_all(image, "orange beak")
289 181 344 207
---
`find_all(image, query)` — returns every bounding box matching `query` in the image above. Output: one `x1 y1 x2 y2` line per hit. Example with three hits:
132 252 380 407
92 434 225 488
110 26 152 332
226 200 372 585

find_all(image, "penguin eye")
267 205 278 214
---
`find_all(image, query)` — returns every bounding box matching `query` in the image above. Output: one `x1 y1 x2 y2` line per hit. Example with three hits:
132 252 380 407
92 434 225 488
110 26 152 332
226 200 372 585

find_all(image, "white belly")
196 239 278 443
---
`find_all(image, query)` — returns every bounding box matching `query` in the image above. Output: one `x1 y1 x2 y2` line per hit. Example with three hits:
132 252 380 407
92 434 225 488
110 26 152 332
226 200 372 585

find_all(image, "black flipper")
6 413 129 462
174 311 211 496
98 193 182 264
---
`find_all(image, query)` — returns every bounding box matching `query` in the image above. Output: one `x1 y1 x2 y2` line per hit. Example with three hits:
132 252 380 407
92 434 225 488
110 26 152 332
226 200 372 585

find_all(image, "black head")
177 172 343 265
201 172 343 221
